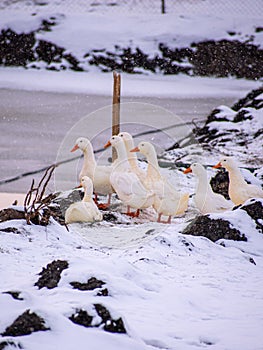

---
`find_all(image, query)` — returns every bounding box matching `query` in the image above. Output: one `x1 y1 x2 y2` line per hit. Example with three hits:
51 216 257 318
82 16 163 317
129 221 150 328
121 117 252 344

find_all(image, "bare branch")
24 165 57 225
37 165 56 202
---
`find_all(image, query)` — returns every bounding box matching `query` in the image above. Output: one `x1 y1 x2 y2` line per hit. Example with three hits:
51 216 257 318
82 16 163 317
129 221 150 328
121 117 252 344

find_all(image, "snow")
1 1 263 51
0 67 261 98
1 212 263 350
0 0 262 96
1 1 263 349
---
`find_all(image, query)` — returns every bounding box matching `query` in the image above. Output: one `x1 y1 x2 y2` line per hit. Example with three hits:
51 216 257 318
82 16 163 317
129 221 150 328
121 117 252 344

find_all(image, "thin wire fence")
1 0 263 15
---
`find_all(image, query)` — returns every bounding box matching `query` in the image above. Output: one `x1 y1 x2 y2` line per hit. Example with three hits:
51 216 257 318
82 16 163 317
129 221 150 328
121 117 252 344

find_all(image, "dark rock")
97 288 109 296
44 205 65 225
39 18 57 32
88 39 263 78
103 212 118 222
94 303 126 334
94 303 111 322
63 52 84 71
1 310 49 337
0 28 82 71
191 39 263 80
206 108 229 123
232 86 263 111
3 291 23 301
0 227 21 234
193 89 263 154
69 304 126 334
254 129 263 138
1 24 263 79
0 208 25 223
210 170 230 200
0 29 35 66
35 260 69 289
70 277 105 291
69 309 93 328
233 110 252 123
182 215 247 242
35 39 64 64
0 341 22 350
53 189 83 217
238 199 263 233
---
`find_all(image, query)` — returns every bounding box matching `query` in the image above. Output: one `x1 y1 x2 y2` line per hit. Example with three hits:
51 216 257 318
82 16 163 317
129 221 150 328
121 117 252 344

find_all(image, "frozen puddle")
67 221 166 249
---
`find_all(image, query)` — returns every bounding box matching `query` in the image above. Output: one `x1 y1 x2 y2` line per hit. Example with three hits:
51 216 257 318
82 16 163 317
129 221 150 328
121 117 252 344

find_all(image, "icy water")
0 88 237 196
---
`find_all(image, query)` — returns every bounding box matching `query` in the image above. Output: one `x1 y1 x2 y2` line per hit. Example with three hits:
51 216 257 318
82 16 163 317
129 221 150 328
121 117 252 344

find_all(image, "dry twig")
24 165 57 225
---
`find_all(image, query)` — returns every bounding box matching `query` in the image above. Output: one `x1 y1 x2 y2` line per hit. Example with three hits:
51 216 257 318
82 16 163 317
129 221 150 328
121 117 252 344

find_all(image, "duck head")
213 156 236 171
71 137 90 152
130 141 155 157
118 131 133 143
184 162 205 176
104 135 123 149
80 176 93 195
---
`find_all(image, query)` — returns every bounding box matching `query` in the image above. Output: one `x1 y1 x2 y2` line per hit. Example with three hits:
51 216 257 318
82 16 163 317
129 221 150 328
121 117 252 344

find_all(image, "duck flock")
65 132 263 225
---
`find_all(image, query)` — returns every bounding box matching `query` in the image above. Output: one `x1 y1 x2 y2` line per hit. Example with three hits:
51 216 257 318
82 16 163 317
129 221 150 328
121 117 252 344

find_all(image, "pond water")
0 88 239 197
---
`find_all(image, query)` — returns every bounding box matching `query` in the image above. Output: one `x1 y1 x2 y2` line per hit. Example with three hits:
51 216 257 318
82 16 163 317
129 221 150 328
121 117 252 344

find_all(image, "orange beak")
213 162 222 169
130 146 140 152
75 183 82 189
104 140 111 149
183 167 192 174
71 144 79 152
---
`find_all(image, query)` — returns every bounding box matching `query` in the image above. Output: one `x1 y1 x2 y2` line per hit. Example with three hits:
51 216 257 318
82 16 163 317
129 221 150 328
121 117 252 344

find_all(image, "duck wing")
213 193 233 211
111 171 149 199
246 184 263 198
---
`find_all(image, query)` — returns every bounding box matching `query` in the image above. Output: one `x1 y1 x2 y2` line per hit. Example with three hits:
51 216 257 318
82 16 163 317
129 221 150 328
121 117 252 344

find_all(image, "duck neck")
126 139 139 170
114 142 130 171
82 146 97 175
146 151 161 180
83 185 93 202
195 170 213 196
227 166 246 186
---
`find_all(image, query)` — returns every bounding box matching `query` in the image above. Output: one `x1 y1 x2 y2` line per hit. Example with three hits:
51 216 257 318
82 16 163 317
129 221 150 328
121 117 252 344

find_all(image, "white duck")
71 137 114 208
118 131 146 180
104 136 155 217
131 141 189 224
184 162 233 214
65 176 103 224
214 156 263 205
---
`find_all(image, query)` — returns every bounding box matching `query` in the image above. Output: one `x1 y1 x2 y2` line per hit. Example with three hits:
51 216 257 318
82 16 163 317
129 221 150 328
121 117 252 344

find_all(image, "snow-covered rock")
193 87 263 165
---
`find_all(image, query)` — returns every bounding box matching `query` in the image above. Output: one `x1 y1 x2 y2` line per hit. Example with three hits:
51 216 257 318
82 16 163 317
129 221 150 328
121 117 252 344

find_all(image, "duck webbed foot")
125 207 140 217
157 214 171 224
94 193 111 210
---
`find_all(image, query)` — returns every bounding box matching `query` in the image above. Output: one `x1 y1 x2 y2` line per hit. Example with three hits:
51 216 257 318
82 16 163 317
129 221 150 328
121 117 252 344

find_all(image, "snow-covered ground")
1 200 263 350
0 68 261 97
1 0 263 74
0 1 263 349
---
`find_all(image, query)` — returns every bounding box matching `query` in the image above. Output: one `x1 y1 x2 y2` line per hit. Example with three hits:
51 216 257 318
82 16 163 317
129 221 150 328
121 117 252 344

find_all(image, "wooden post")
112 71 121 162
161 0 165 14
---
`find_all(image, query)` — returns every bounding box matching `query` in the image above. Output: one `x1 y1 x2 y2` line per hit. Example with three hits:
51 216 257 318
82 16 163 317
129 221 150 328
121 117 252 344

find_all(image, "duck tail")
94 212 103 222
176 193 189 215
